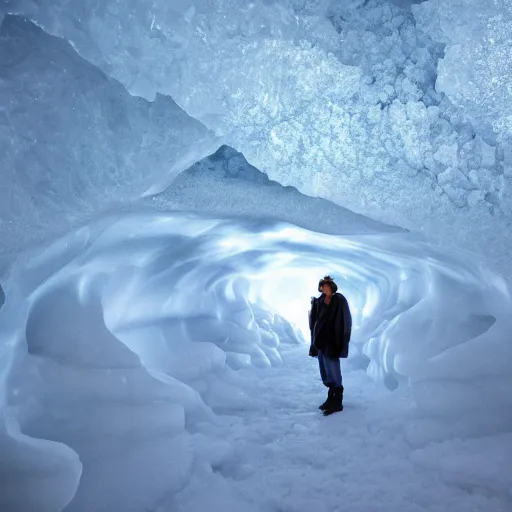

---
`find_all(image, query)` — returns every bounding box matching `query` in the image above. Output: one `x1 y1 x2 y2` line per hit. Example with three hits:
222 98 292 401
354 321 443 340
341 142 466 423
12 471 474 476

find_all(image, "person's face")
321 283 333 297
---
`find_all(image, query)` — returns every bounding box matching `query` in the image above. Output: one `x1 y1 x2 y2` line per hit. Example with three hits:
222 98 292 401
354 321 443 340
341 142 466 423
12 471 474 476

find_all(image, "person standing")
309 276 352 416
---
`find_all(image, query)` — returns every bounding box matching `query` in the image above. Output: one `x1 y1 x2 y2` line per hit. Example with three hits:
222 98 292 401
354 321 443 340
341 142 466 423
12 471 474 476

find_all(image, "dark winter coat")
309 292 352 359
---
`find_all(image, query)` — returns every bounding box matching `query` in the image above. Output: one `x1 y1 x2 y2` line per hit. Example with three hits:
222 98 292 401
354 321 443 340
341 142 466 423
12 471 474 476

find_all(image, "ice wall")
4 0 511 278
0 213 306 512
0 15 217 270
1 211 511 510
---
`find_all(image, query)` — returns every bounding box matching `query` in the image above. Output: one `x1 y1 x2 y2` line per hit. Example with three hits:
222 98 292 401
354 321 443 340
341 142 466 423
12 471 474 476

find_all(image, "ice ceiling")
1 0 512 275
1 0 512 511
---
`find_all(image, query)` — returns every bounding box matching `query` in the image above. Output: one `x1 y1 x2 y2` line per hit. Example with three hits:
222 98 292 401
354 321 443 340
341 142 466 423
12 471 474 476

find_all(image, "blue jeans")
318 350 342 388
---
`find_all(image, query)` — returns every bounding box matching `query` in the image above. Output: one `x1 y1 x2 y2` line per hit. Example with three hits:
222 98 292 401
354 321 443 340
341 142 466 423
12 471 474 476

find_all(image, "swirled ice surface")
0 211 510 511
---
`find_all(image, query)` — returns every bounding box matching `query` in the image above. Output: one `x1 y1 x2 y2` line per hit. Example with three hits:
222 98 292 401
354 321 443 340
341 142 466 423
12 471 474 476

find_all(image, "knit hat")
318 275 338 293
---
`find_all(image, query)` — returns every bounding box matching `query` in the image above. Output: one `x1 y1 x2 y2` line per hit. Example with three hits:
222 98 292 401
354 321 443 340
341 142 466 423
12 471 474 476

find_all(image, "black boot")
323 386 343 416
318 387 334 411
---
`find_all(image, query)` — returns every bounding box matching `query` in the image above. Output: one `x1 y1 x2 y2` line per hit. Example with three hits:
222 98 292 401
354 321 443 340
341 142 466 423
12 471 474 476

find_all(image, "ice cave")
0 1 511 511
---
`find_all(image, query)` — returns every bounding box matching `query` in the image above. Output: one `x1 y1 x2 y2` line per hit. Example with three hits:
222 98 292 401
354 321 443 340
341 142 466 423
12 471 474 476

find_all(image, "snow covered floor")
174 347 510 512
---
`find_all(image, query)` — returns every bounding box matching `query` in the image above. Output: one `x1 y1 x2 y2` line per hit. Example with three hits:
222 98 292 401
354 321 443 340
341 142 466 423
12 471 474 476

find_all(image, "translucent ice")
3 2 511 279
0 15 217 266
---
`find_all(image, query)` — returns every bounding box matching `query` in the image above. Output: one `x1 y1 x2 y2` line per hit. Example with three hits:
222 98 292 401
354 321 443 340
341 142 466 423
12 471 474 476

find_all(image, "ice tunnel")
0 1 511 512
